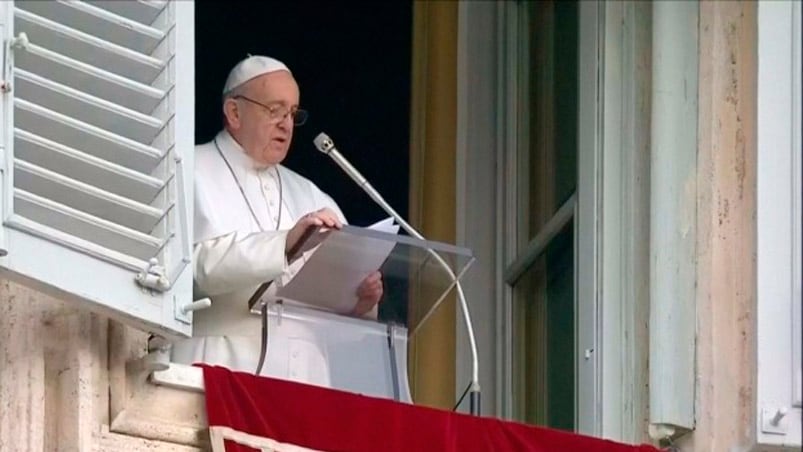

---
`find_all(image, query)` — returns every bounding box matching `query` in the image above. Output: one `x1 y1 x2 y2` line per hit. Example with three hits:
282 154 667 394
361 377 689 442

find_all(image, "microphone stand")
314 133 481 416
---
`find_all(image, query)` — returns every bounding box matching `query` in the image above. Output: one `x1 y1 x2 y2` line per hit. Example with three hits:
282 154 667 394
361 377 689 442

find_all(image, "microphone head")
313 133 335 154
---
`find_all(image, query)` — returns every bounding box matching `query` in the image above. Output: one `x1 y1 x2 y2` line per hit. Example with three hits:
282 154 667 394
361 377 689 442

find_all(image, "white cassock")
170 130 346 387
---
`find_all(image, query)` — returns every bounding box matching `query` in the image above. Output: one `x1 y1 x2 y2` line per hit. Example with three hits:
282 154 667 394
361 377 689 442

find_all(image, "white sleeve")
193 230 289 297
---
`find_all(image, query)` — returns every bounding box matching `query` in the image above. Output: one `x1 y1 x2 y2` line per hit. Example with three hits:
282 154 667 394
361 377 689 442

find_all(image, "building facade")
0 1 800 451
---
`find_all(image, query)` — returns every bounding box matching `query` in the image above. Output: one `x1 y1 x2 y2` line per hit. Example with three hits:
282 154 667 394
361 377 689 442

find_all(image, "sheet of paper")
276 221 398 314
368 217 400 234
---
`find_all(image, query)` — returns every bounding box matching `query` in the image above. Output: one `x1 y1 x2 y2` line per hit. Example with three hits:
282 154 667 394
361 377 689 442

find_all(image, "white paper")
276 219 399 314
368 217 400 234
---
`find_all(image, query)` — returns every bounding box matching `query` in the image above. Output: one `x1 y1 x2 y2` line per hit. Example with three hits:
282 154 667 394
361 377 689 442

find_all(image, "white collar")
214 130 280 182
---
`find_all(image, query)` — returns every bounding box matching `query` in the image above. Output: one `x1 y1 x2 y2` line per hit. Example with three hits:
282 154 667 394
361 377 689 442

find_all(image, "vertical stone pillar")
679 2 758 450
0 280 108 452
0 280 47 451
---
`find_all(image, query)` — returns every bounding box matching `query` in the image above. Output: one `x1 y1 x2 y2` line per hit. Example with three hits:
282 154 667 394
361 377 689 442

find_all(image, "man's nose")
276 112 293 129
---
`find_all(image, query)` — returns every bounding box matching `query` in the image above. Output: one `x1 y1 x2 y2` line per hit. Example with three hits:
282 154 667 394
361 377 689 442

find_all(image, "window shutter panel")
0 0 195 338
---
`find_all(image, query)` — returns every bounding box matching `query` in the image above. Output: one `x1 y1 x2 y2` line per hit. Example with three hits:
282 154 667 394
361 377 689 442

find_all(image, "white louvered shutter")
0 0 195 338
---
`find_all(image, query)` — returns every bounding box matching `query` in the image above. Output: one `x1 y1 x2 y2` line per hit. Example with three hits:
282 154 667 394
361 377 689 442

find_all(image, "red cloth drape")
201 365 659 452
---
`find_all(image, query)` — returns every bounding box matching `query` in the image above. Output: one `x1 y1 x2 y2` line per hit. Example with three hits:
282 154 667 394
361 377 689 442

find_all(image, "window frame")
456 1 652 439
500 0 585 431
756 0 802 447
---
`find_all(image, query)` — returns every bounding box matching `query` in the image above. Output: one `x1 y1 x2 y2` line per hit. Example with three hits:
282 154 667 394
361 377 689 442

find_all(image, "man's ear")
223 98 240 129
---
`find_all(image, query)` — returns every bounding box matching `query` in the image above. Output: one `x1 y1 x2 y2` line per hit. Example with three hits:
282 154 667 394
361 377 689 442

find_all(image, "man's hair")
221 84 247 128
223 84 247 103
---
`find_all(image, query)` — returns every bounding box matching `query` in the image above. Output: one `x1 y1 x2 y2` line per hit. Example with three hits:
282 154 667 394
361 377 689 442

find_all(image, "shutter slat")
15 99 162 174
15 159 164 233
16 70 163 144
14 44 164 114
14 189 162 261
17 0 164 55
15 8 166 85
14 129 163 205
87 0 167 26
5 215 147 273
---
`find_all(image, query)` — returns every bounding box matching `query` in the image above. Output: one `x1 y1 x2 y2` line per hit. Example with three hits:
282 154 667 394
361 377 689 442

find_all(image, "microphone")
313 132 482 415
314 133 406 228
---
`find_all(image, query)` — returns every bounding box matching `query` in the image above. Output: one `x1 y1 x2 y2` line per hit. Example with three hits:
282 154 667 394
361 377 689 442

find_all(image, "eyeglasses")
233 95 309 126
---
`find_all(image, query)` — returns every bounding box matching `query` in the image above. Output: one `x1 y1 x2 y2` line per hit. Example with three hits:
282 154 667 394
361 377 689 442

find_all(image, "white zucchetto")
223 55 291 94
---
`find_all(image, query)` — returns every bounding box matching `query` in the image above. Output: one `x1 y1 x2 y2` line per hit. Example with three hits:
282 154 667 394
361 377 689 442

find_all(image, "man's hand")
285 208 342 257
351 271 383 317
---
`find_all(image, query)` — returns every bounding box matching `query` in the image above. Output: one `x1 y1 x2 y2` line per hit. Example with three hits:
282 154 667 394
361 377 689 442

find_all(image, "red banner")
201 365 659 452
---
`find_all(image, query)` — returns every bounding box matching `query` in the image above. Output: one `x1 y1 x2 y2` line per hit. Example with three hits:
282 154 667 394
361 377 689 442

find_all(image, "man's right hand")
285 208 343 258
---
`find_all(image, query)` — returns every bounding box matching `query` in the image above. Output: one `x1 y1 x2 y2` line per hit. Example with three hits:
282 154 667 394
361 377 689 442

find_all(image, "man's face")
226 71 300 167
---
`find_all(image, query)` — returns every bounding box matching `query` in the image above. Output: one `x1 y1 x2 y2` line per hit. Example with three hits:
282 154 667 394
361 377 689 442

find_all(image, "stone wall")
0 280 206 452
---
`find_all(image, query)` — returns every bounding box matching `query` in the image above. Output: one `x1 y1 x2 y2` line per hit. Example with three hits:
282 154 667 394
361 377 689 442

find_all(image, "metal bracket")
761 406 789 435
648 423 675 441
127 348 170 373
148 334 170 351
275 300 284 326
386 323 400 401
174 297 211 325
135 258 170 292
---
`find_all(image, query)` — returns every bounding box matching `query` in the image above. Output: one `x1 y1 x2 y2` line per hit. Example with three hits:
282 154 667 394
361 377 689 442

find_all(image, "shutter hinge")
135 258 170 292
2 32 30 93
10 32 30 51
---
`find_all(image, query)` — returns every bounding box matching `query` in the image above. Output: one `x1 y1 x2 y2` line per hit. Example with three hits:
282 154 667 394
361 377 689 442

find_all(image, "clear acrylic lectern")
250 224 475 402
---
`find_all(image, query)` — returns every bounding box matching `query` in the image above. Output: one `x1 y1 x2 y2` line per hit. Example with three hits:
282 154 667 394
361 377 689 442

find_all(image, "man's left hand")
351 271 383 317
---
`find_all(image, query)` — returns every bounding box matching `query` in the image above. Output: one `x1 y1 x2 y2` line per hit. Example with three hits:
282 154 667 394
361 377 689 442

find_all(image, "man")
171 55 383 387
